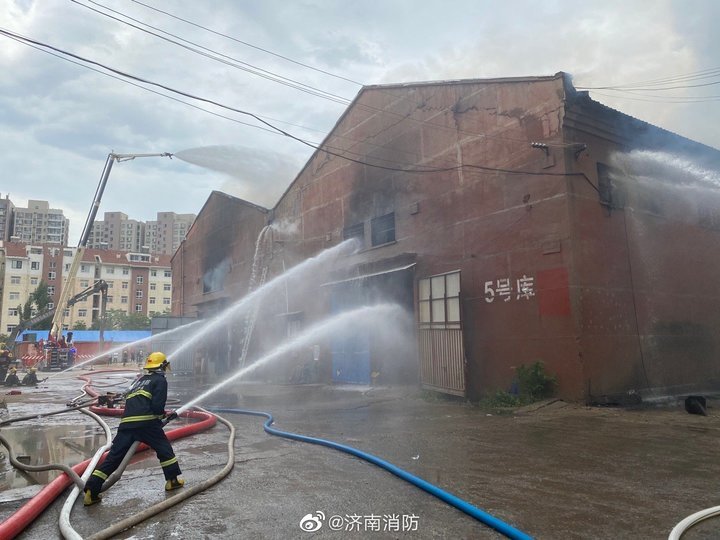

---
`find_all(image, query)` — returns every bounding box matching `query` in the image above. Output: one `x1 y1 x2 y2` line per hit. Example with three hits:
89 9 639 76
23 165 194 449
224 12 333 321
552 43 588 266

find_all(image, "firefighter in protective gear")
4 367 20 387
22 367 40 386
0 343 13 382
83 352 184 506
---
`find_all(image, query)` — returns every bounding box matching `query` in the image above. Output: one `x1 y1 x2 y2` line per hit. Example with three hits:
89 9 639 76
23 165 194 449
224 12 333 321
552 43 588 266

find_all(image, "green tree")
89 310 150 331
16 304 24 324
22 298 33 322
91 309 126 330
31 281 51 312
72 321 88 330
121 313 150 330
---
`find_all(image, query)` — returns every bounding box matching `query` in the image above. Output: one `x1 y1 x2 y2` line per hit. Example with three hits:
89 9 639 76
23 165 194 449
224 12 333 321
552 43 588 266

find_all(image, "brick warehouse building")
171 72 720 402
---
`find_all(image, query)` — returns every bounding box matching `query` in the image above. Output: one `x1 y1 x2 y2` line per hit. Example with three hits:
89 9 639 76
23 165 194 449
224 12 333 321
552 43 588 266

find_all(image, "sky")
1 0 718 243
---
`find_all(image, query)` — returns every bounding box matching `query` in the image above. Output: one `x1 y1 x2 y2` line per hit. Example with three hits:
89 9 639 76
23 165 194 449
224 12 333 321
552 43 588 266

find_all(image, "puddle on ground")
0 422 105 494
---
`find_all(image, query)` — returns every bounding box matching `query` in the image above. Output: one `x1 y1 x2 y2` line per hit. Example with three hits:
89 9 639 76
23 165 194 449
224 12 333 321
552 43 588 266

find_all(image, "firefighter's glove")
164 411 179 422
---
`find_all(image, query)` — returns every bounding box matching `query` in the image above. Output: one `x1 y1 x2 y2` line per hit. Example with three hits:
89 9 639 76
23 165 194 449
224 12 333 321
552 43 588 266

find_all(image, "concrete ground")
0 369 718 539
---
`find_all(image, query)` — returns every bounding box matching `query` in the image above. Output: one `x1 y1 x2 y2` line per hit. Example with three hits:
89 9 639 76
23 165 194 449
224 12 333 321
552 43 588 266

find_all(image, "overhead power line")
0 27 472 174
128 0 364 87
81 0 572 151
577 67 720 91
70 0 351 106
0 26 598 183
586 90 720 104
77 0 714 150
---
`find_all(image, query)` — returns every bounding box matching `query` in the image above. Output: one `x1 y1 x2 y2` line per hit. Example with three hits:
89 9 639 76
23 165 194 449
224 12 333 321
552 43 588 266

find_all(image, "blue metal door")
330 290 371 384
331 332 370 384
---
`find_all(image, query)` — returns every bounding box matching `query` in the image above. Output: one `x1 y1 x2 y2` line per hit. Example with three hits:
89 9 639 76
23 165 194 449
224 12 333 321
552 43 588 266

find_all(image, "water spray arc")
176 303 403 414
238 224 273 369
51 320 205 376
167 237 359 362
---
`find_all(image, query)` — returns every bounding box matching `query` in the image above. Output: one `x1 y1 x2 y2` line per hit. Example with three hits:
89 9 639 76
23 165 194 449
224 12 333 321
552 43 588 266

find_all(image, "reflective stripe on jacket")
119 371 167 430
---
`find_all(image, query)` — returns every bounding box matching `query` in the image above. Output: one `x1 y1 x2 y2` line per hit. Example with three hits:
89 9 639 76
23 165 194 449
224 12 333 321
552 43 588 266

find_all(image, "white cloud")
0 0 718 242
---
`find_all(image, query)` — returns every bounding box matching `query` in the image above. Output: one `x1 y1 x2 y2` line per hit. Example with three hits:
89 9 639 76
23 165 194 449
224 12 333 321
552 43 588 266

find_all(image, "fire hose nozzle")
162 411 179 425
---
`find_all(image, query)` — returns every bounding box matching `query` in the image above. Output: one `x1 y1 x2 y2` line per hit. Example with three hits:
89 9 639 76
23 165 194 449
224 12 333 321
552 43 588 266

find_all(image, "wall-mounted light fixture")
530 142 549 156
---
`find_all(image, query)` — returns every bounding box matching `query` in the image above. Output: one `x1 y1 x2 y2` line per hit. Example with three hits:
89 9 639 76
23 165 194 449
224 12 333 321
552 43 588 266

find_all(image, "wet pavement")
0 369 718 539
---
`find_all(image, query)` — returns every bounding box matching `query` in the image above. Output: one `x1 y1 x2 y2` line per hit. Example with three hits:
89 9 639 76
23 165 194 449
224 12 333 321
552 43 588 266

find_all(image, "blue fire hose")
209 407 533 540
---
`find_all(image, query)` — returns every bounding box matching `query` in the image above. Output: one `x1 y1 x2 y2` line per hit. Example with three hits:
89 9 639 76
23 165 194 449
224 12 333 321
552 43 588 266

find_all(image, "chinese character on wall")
484 274 535 303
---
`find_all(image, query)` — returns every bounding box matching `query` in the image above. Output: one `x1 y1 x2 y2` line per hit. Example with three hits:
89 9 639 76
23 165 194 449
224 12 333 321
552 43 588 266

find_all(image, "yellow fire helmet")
144 352 170 371
0 343 5 349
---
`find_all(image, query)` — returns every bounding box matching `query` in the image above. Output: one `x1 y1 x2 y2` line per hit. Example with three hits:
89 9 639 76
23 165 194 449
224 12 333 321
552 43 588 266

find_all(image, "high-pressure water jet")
177 303 406 414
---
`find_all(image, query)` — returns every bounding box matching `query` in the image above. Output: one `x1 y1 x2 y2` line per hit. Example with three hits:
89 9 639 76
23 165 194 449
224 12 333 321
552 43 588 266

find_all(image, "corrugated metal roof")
14 330 151 343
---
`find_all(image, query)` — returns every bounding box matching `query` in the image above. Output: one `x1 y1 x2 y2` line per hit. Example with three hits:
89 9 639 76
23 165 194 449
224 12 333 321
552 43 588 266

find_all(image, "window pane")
431 299 445 322
446 272 460 297
419 279 430 300
447 298 460 322
343 223 364 242
419 300 431 323
431 276 445 299
370 213 395 246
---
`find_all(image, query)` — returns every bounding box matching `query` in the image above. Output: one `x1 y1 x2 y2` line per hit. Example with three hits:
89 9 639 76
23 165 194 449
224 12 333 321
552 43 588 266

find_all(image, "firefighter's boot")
165 477 185 491
83 489 102 506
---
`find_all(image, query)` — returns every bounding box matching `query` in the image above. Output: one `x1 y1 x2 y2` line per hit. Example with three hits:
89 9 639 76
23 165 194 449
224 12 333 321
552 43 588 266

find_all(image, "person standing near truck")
66 332 76 364
0 343 13 382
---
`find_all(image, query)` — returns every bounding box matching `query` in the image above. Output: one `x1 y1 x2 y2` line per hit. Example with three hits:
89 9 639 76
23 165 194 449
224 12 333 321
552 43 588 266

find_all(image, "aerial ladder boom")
48 152 172 339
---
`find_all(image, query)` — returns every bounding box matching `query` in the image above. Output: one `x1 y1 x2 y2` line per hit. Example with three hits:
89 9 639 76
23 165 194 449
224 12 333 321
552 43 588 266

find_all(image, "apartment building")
11 200 69 245
0 194 14 242
87 212 146 252
87 211 196 256
0 242 42 334
144 212 195 256
0 242 172 334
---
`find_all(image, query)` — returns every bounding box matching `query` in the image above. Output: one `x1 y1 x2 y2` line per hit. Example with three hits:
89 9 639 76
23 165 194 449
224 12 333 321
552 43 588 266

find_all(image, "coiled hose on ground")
0 372 220 539
210 407 534 540
58 407 114 540
0 400 101 491
669 506 720 540
1 376 533 539
85 409 235 540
